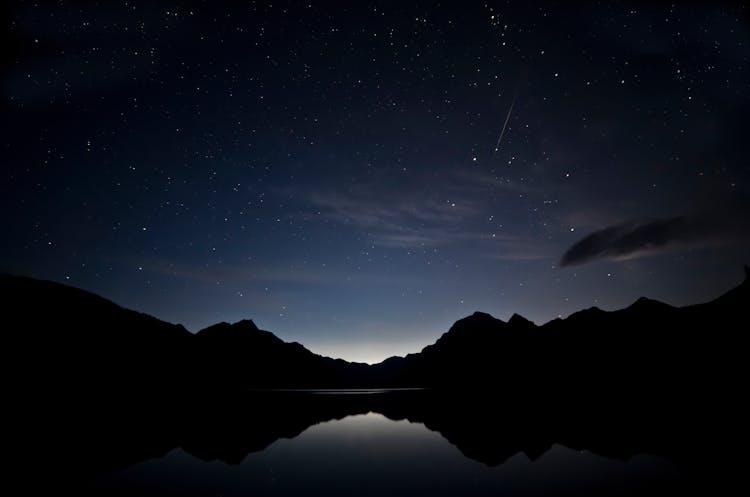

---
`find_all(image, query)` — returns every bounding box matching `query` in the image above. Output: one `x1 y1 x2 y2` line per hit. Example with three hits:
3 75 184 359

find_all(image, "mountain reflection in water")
81 390 690 497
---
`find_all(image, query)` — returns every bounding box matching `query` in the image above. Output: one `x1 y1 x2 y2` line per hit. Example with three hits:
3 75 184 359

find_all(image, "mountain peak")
235 319 259 331
457 311 504 328
565 306 605 322
196 319 264 338
626 296 673 312
508 313 535 328
443 311 502 329
471 311 494 319
433 311 505 349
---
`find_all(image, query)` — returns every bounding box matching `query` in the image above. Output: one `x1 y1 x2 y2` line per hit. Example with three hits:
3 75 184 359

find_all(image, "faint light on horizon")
308 340 430 365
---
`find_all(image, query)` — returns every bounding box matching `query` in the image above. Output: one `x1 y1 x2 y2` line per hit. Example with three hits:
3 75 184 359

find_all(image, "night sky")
3 1 749 363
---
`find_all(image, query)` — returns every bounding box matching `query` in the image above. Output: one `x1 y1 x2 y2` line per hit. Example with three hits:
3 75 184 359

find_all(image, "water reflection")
90 409 683 496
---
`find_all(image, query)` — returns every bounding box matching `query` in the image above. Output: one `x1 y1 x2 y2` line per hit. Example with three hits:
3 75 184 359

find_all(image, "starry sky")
3 1 749 363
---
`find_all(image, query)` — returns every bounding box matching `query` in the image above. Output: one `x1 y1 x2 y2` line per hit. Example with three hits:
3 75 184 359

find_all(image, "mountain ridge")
1 268 748 391
4 270 748 493
4 270 744 365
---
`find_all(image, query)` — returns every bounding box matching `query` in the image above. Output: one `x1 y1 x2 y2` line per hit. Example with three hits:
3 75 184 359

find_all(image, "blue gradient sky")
3 1 748 363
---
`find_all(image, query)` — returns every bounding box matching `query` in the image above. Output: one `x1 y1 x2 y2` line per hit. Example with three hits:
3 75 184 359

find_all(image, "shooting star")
493 92 517 154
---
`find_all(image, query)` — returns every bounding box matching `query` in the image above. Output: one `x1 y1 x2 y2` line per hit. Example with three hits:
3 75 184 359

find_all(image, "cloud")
370 232 451 248
489 249 552 262
559 216 713 266
131 255 424 291
481 237 554 262
306 182 483 248
293 169 554 251
452 170 537 194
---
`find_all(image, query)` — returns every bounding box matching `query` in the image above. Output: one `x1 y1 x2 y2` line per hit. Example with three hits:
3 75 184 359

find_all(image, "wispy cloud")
307 180 484 248
132 256 421 289
144 259 331 286
488 246 554 262
292 168 554 251
472 233 554 262
310 191 479 225
451 169 537 194
370 232 452 248
559 214 746 266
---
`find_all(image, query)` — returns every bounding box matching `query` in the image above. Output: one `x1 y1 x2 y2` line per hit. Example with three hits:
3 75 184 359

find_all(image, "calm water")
88 411 683 496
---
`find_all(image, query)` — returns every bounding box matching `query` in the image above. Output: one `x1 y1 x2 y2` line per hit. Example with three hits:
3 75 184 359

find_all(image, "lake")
83 390 688 496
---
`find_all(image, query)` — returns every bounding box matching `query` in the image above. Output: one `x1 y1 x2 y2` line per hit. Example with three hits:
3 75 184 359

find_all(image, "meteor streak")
493 92 517 154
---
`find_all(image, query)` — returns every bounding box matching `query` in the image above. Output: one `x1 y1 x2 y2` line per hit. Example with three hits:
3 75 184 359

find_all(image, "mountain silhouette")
16 389 733 496
3 270 747 495
193 317 377 389
2 273 193 396
176 390 695 466
383 269 747 404
2 268 748 394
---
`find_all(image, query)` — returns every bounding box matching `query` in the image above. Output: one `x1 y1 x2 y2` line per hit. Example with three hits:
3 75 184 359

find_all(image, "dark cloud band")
560 217 700 267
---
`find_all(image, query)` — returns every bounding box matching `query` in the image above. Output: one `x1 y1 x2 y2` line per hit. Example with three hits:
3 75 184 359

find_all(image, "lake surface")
87 406 685 496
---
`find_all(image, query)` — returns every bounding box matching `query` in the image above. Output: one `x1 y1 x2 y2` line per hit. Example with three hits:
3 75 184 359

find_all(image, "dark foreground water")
81 390 690 497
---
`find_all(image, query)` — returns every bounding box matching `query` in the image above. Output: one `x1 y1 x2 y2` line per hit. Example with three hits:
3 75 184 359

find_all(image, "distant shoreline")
246 387 428 395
